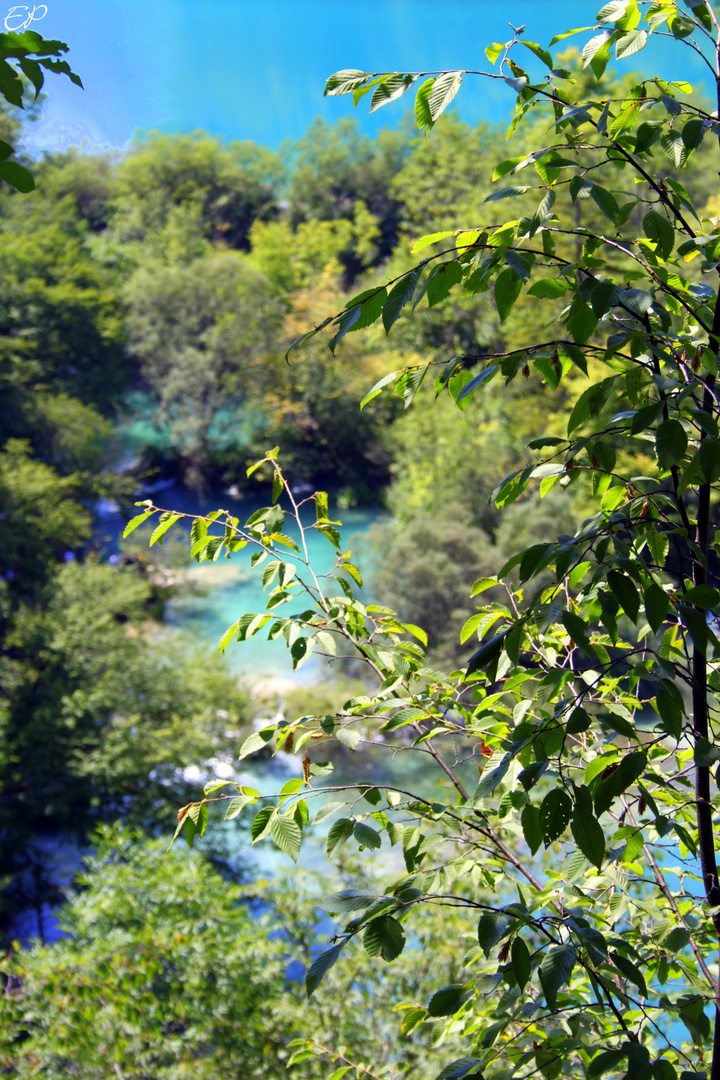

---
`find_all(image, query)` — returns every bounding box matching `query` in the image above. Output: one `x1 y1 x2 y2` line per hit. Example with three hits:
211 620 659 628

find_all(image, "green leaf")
0 158 33 193
655 419 687 469
123 509 155 537
683 584 720 609
594 751 647 815
270 815 302 862
414 77 435 132
337 726 361 750
363 915 406 961
611 951 648 997
567 297 598 344
324 69 370 95
149 513 182 547
321 889 379 913
540 789 572 844
250 806 274 842
411 230 456 254
306 943 343 997
643 210 674 259
427 984 472 1017
511 937 531 989
571 806 606 868
239 727 274 759
590 184 621 224
427 260 463 307
485 41 505 64
494 267 523 322
539 943 576 1009
616 28 648 58
607 570 640 623
370 73 416 113
644 583 669 633
698 438 720 482
383 271 419 333
428 71 463 120
327 818 354 855
477 911 510 957
660 130 685 168
354 821 382 850
521 803 543 854
521 40 554 69
360 369 400 410
466 631 508 676
528 278 568 299
588 1050 628 1080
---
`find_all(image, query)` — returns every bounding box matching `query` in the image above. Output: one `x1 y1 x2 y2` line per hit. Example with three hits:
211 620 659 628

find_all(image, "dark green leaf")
521 804 543 854
611 950 648 997
383 271 419 333
655 419 687 469
644 583 669 633
327 818 354 855
321 889 378 913
0 160 39 193
363 915 406 961
511 937 531 989
594 752 647 816
571 806 606 868
540 788 572 844
306 943 344 997
354 821 382 850
427 984 472 1017
588 1050 628 1080
477 911 510 957
607 570 640 623
643 210 675 259
494 267 523 322
539 944 576 1009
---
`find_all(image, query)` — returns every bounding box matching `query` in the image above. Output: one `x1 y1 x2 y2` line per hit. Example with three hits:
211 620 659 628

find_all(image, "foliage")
113 131 282 249
286 117 410 272
134 5 720 1080
0 559 249 927
124 251 282 490
0 826 472 1079
0 30 81 193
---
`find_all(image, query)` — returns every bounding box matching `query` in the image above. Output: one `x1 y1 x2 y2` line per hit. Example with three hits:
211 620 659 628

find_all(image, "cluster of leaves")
0 29 82 191
0 825 475 1079
129 3 720 1079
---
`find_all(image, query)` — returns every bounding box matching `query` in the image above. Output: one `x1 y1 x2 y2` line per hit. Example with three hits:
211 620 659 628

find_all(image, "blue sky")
16 0 715 153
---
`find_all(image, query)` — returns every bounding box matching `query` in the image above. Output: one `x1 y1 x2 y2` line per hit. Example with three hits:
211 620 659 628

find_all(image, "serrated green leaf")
306 943 343 997
540 943 576 1009
363 915 406 960
428 71 463 120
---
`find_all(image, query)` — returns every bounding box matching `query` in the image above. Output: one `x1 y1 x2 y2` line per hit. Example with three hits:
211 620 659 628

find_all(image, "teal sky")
18 0 715 153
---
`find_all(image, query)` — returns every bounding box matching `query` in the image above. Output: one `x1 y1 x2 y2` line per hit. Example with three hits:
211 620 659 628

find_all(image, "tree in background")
126 3 720 1080
0 826 472 1079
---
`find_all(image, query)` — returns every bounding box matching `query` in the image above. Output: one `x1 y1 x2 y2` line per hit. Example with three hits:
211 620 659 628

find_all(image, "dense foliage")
8 6 720 1079
109 4 720 1080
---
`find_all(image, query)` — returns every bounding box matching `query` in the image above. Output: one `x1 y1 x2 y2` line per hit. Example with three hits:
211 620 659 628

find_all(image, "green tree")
133 4 720 1079
0 557 249 928
124 251 281 490
287 117 410 272
113 131 282 249
0 826 473 1079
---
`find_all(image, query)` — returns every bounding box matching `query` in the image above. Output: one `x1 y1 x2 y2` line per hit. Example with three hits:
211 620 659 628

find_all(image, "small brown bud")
522 364 530 379
302 755 311 784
